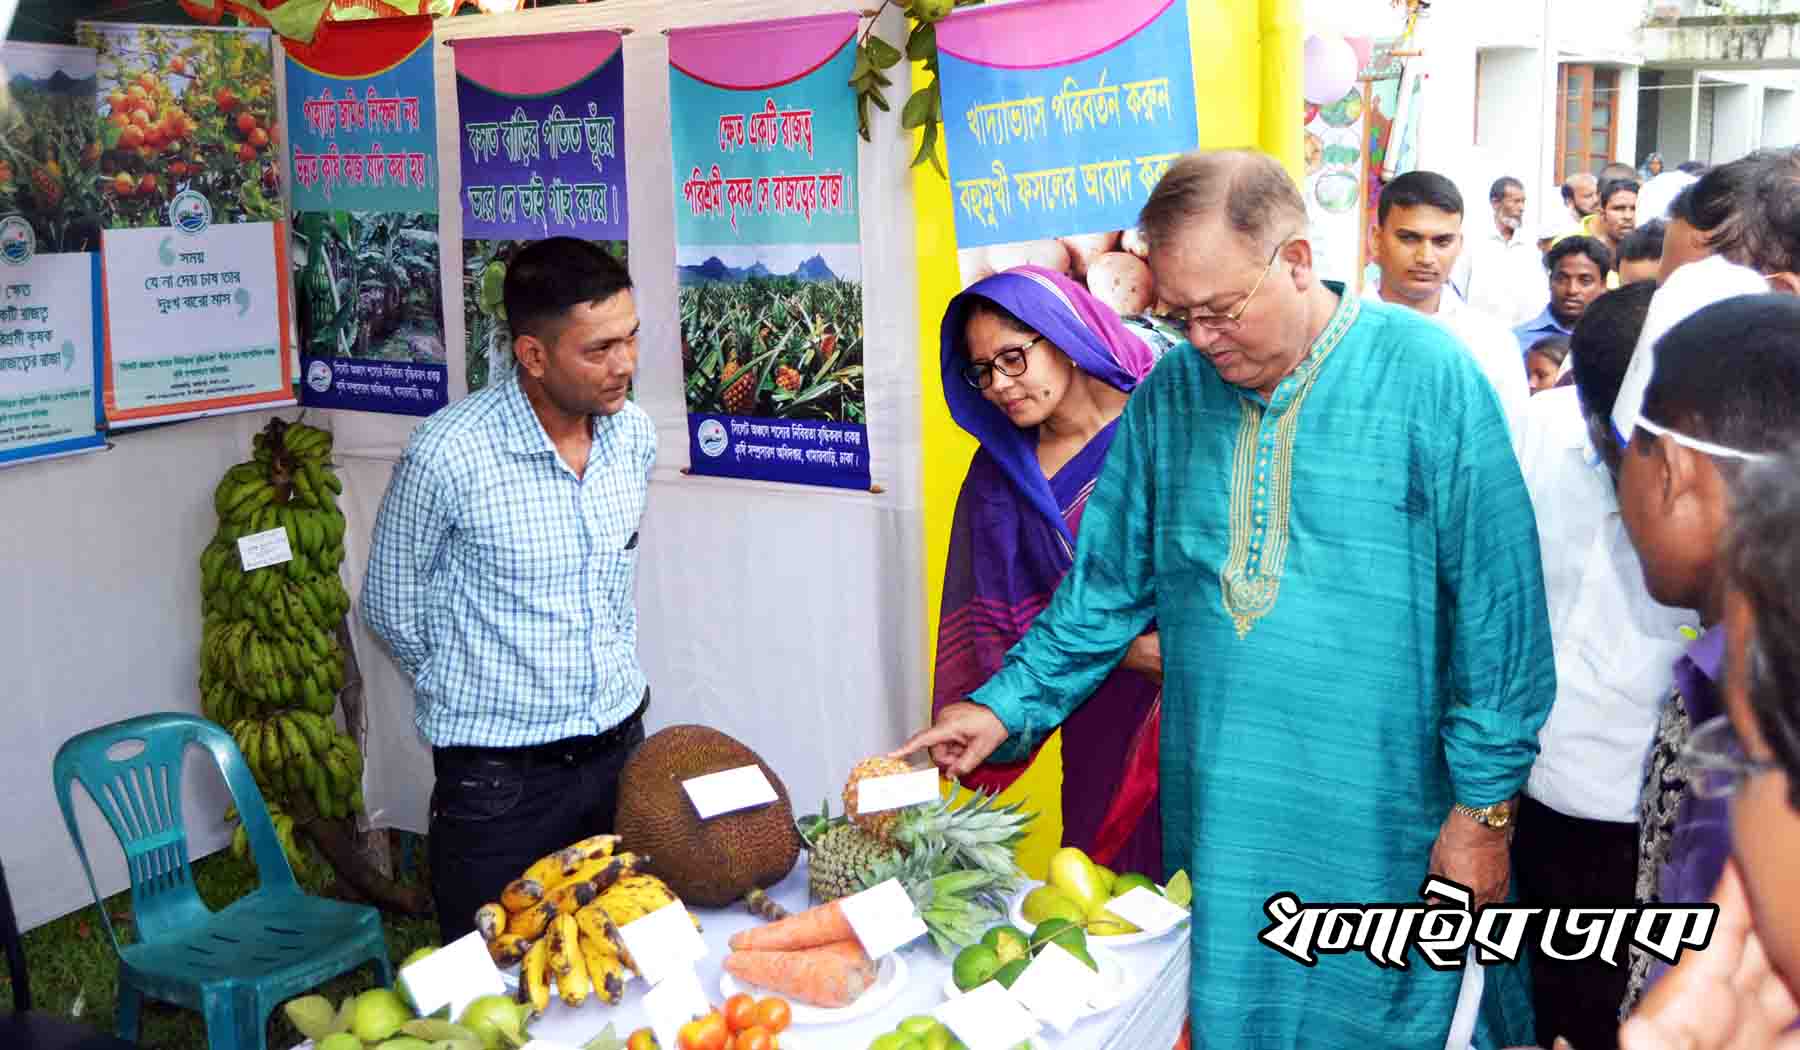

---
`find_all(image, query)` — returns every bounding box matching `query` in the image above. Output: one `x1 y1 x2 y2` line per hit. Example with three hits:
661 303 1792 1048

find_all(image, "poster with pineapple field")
283 16 444 416
669 13 868 491
78 22 292 428
455 30 628 394
0 42 106 468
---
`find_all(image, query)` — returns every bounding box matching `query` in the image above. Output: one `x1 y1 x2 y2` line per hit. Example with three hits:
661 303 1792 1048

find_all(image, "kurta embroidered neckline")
1220 292 1361 638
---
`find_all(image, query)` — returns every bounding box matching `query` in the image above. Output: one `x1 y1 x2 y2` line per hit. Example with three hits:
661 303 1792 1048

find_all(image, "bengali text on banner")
669 12 870 491
284 16 446 416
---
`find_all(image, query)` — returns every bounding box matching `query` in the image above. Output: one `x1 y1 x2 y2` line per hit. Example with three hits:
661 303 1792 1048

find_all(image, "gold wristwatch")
1453 800 1516 829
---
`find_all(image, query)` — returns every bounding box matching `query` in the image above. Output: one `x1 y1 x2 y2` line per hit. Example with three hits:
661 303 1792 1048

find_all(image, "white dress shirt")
1362 282 1530 456
1454 221 1547 328
1518 387 1693 823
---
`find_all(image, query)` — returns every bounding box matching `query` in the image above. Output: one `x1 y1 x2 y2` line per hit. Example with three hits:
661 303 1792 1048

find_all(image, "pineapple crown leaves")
797 798 849 849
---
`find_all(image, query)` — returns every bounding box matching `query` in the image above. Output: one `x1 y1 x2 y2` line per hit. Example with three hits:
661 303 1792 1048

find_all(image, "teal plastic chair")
52 713 392 1050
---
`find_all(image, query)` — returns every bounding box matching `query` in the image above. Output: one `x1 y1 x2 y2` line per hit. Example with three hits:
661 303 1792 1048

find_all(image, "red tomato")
129 109 152 129
136 72 157 91
722 994 757 1033
215 87 237 111
249 128 268 149
236 111 257 134
127 83 147 100
170 56 187 74
138 173 157 196
118 126 144 150
626 1029 658 1050
169 162 187 179
107 90 126 109
145 128 166 150
734 1027 775 1050
112 172 134 196
677 1012 729 1050
107 113 129 129
238 143 257 163
750 999 791 1034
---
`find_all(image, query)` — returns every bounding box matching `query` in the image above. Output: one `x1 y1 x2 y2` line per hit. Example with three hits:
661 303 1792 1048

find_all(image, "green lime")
1020 884 1084 926
952 943 1001 992
898 1015 941 1037
1110 873 1157 899
923 1025 956 1050
1030 917 1086 956
993 957 1031 989
869 1034 915 1050
1165 870 1193 908
981 924 1031 966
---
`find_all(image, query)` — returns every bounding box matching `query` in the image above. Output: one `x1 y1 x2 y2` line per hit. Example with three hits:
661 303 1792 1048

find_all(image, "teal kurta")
971 290 1554 1049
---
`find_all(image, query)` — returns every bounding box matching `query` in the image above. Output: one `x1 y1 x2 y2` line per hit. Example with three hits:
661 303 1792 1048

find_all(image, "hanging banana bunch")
201 416 362 876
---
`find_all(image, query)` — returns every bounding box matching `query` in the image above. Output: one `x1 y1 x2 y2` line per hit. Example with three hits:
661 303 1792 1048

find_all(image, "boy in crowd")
1525 336 1569 394
1512 282 1693 1050
1618 220 1667 286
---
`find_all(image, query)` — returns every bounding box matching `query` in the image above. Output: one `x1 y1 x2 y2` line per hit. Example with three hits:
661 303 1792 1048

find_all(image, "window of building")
1557 64 1620 182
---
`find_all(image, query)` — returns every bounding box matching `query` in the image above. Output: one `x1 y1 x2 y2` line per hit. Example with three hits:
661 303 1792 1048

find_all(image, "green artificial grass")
4 832 440 1049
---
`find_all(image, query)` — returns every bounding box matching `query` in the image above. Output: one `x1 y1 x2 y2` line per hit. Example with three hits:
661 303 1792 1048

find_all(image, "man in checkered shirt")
363 238 655 942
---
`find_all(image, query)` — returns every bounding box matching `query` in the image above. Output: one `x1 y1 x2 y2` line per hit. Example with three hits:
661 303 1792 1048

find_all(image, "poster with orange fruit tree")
77 22 293 427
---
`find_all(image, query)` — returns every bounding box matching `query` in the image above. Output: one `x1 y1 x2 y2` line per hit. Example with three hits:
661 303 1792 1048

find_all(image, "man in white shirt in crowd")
1457 176 1547 327
1511 280 1691 1050
1365 169 1530 450
1563 172 1600 230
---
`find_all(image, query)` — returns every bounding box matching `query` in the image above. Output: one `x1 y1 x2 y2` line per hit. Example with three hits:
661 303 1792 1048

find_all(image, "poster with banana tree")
283 16 445 415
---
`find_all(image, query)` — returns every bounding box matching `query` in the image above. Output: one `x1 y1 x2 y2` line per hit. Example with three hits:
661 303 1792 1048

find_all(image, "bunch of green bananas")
202 418 360 876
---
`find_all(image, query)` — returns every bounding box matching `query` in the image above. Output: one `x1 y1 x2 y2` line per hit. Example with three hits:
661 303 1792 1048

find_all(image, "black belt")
434 691 648 773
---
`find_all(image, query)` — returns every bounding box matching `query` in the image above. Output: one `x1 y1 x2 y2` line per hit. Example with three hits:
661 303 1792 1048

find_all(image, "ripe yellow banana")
578 931 627 1005
594 873 682 929
487 932 534 968
500 877 545 913
474 902 508 944
520 834 620 889
507 899 556 940
548 914 590 1007
522 937 551 1014
544 877 601 917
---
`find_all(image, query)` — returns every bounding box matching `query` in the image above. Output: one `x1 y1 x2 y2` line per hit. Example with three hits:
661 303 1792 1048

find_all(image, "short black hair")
1667 148 1800 275
1640 294 1800 455
1724 445 1800 809
1544 235 1614 276
1678 161 1707 176
1377 170 1463 225
1599 177 1640 208
1527 335 1569 366
502 237 633 345
1489 176 1524 203
1570 280 1657 421
1619 219 1667 263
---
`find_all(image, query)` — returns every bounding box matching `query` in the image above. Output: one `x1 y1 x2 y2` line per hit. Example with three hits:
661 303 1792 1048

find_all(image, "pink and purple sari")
934 266 1163 876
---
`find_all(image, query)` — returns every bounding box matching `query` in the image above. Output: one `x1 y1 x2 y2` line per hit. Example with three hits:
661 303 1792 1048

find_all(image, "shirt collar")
500 372 619 459
1679 623 1726 682
1520 306 1571 337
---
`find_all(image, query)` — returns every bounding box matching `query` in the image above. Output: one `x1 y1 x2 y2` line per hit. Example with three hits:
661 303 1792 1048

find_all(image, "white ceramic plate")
940 944 1131 1017
1010 881 1189 949
718 952 908 1026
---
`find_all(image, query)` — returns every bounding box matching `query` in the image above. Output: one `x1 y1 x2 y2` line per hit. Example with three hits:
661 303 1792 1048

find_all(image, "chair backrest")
0 859 31 1013
51 713 297 948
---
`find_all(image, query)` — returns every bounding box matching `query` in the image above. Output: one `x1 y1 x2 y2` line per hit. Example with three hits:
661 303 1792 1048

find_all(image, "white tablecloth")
511 864 1188 1050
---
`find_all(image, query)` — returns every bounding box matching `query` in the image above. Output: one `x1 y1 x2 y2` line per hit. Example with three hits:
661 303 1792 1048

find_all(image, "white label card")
934 979 1041 1050
682 764 778 819
617 900 708 987
237 526 293 571
1009 943 1105 1033
643 965 712 1050
839 878 928 959
1104 885 1189 933
397 930 505 1023
854 768 940 815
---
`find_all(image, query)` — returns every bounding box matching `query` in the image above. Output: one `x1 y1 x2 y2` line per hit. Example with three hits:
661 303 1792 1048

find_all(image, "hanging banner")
0 42 106 468
455 31 628 393
78 22 292 427
669 13 869 491
937 0 1199 359
1303 85 1367 288
283 16 445 417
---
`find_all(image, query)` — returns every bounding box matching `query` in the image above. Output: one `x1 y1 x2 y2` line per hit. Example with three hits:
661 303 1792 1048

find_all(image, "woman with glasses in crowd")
931 265 1165 876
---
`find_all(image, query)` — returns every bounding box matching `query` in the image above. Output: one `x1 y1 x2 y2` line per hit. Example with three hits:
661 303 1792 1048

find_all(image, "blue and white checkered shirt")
362 375 656 748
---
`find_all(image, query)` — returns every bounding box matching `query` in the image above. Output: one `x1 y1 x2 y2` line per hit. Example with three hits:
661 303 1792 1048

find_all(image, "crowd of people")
897 145 1800 1050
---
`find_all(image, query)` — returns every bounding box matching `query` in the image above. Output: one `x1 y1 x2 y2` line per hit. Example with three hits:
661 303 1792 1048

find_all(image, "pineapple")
775 365 802 392
843 755 912 842
887 789 1035 880
804 822 898 903
721 357 756 416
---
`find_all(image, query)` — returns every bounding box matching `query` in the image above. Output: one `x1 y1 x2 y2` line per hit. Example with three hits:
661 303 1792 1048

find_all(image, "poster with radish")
78 22 291 428
935 0 1199 361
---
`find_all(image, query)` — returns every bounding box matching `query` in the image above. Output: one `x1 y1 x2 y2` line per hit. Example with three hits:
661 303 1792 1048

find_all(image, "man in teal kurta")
901 151 1554 1048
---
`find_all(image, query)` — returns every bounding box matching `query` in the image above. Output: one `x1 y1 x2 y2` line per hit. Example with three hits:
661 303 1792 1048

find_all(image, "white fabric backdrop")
3 0 925 930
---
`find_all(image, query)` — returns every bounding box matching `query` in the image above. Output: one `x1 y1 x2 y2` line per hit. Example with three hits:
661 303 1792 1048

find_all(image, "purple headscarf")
939 266 1157 542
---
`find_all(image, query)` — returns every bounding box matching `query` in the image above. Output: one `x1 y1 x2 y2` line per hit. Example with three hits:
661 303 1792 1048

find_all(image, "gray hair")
1137 149 1307 255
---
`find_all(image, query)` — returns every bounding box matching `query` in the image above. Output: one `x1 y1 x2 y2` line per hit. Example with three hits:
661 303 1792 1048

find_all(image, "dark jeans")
1513 793 1640 1050
427 694 646 944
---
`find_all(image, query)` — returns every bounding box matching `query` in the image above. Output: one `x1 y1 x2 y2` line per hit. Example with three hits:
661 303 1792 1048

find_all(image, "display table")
300 864 1190 1050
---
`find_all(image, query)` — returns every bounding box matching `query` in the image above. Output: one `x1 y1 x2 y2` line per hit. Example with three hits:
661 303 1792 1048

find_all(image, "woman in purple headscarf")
933 265 1164 877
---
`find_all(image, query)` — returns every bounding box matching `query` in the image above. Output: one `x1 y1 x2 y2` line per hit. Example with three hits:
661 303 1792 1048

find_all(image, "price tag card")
839 878 928 959
617 900 708 987
934 979 1041 1050
854 768 940 815
682 764 778 819
1008 943 1105 1033
643 965 712 1050
237 526 293 571
397 931 505 1022
1103 886 1189 934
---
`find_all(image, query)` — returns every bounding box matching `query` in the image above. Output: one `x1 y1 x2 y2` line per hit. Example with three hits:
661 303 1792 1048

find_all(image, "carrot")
724 941 876 1008
728 898 855 951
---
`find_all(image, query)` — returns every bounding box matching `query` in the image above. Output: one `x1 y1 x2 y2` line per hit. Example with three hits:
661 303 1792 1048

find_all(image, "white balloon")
1302 33 1359 106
